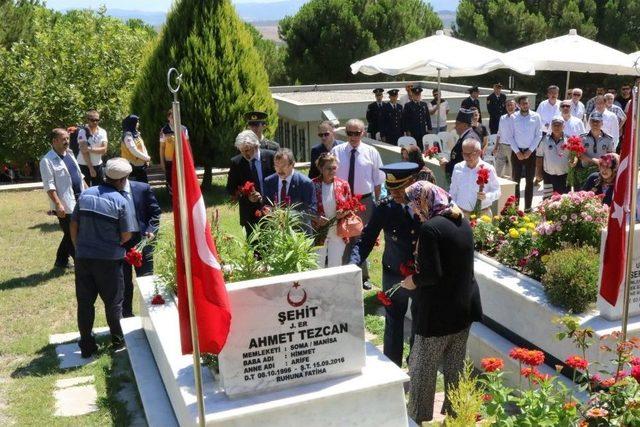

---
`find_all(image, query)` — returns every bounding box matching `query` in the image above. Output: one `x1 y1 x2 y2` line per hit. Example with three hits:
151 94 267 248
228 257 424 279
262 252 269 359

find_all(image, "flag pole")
621 80 640 342
167 68 206 427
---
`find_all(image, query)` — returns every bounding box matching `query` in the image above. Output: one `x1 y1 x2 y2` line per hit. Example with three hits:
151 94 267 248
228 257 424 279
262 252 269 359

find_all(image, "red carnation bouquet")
376 260 417 307
472 165 491 216
424 145 441 159
124 236 151 268
337 193 366 213
237 181 256 198
562 135 585 188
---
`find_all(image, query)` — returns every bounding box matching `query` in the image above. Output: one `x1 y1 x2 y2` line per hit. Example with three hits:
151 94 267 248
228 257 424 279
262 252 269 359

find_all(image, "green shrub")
153 221 177 295
542 246 599 313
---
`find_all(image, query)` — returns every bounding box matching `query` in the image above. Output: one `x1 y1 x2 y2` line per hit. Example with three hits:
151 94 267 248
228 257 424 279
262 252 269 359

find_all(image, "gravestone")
597 225 640 321
218 265 366 397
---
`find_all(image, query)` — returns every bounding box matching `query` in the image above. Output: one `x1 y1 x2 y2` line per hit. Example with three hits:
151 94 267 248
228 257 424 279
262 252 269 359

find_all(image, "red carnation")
424 146 440 159
565 355 589 370
563 135 586 156
399 260 416 278
481 357 504 373
631 365 640 383
238 181 256 198
376 291 392 307
476 165 490 186
255 209 262 218
630 356 640 366
125 248 143 268
151 294 165 305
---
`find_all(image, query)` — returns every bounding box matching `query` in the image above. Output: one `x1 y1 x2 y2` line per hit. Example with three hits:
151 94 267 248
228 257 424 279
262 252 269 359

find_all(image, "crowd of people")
38 78 636 422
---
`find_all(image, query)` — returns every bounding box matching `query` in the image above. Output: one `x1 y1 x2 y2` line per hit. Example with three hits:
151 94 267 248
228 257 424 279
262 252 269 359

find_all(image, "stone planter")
467 252 640 388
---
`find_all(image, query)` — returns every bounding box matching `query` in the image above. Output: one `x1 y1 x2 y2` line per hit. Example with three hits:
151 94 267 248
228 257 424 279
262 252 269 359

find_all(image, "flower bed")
471 191 609 313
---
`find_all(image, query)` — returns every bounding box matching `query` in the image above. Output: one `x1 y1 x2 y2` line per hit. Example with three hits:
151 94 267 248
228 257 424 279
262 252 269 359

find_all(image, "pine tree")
130 0 277 189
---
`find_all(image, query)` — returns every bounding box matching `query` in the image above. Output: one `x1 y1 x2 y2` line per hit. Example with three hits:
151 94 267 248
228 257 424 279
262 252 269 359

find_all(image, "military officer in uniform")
439 109 479 179
402 86 432 151
486 83 507 134
245 111 280 151
366 88 385 140
350 162 422 367
381 89 403 145
461 86 482 121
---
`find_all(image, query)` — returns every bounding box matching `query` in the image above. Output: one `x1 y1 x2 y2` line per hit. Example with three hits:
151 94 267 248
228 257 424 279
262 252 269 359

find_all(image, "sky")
45 0 298 12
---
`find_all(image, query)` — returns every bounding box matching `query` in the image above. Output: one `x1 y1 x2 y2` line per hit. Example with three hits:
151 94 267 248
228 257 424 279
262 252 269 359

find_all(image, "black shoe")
362 280 373 291
54 262 74 270
122 312 134 319
111 335 125 351
80 343 98 359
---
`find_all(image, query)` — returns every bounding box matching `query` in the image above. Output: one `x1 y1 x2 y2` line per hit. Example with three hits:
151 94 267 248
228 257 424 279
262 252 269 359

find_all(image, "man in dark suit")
309 121 341 179
262 148 316 233
366 88 385 140
461 86 482 121
226 130 276 236
121 178 161 318
350 162 421 367
381 89 403 146
439 109 479 179
486 83 506 134
402 86 432 150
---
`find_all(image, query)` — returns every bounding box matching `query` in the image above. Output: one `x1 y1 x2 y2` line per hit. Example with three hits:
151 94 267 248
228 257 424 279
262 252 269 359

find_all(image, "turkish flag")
600 95 636 305
172 131 231 354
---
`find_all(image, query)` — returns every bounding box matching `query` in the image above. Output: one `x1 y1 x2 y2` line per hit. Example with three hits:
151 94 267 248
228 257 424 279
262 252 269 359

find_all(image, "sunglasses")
248 121 266 126
318 132 331 137
572 94 580 96
346 130 361 136
561 105 571 108
88 118 100 122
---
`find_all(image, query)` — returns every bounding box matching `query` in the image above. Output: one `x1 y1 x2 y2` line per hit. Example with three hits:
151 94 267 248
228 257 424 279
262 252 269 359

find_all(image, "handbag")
337 213 364 238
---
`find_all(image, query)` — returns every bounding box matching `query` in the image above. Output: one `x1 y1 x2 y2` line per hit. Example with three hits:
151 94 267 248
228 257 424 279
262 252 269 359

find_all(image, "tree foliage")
279 0 442 84
0 0 41 49
245 23 289 86
130 0 277 188
453 0 640 53
0 6 156 164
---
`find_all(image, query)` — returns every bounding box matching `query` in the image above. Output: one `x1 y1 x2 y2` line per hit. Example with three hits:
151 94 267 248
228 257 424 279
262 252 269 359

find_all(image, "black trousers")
130 164 148 183
542 171 568 198
511 152 536 210
55 216 75 267
489 116 500 134
382 268 416 367
122 242 154 318
164 160 173 196
79 164 104 187
75 258 124 351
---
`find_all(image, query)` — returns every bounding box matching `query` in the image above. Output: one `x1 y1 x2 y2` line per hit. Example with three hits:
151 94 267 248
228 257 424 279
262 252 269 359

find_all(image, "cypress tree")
130 0 277 189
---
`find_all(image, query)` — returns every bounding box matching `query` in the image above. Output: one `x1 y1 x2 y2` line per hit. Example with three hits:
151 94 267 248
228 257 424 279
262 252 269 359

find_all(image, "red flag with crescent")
600 94 636 305
172 130 231 354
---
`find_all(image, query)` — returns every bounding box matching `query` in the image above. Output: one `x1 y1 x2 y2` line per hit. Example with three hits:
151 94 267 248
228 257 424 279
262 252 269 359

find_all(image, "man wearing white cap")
535 116 570 198
70 157 137 358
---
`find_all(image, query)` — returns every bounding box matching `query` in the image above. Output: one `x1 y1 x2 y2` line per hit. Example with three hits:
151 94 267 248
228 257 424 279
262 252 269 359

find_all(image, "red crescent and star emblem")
287 281 307 307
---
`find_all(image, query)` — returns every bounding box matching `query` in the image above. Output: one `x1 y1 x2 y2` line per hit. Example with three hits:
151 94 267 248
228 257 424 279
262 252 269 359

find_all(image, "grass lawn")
0 174 404 425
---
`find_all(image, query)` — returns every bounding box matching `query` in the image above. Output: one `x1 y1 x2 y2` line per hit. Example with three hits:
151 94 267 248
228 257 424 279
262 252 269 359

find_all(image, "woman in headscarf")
583 153 619 206
401 180 483 423
120 114 151 183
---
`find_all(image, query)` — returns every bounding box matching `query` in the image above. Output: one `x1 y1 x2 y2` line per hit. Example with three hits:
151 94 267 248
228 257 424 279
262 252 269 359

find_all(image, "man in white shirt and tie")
506 95 543 211
331 118 384 289
536 85 561 135
450 139 500 216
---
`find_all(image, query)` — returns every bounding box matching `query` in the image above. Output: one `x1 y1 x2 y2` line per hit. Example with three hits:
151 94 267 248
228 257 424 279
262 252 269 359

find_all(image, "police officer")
350 162 421 367
381 89 403 145
439 109 479 179
245 111 280 151
461 86 482 121
366 88 385 140
486 83 506 134
402 86 432 151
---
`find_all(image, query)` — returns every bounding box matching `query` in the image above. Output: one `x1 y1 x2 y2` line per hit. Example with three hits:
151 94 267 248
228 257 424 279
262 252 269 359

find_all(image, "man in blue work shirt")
70 157 137 358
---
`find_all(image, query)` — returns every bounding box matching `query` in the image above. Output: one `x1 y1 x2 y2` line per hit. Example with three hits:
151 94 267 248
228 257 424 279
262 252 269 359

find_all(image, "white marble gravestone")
597 225 640 321
218 264 366 397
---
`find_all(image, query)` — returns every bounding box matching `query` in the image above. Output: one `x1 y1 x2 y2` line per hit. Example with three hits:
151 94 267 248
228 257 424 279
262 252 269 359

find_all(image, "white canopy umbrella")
350 30 535 129
506 29 637 95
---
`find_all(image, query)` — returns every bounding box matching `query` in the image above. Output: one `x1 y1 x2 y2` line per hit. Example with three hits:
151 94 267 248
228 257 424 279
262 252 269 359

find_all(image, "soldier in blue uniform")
366 88 385 140
350 162 421 367
440 109 478 179
245 111 280 151
381 89 403 146
402 86 432 151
